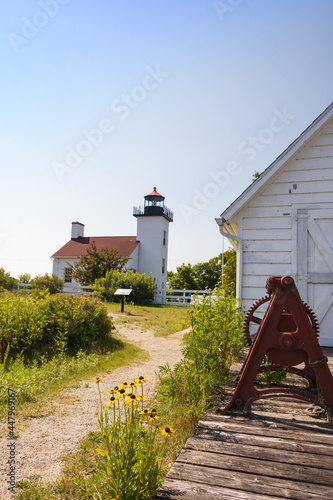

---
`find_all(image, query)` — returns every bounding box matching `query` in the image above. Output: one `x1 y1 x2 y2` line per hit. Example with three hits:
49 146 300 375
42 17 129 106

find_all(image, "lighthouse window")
162 258 165 275
163 230 166 246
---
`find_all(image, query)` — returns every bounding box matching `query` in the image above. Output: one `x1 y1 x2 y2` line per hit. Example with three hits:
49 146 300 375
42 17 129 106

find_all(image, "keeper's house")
51 188 173 304
216 102 333 346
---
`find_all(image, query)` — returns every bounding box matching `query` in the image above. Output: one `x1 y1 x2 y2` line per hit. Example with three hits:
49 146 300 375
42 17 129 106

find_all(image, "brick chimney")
71 221 84 239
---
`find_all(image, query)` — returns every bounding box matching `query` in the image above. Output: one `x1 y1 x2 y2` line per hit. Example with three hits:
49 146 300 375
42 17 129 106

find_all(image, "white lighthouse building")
51 187 173 304
133 187 173 304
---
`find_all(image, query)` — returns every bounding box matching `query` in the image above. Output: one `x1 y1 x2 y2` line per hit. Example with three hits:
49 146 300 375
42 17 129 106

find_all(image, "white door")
296 208 333 347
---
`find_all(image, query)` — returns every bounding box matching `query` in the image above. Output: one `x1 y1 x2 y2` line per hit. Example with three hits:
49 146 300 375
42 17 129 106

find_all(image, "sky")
1 0 333 278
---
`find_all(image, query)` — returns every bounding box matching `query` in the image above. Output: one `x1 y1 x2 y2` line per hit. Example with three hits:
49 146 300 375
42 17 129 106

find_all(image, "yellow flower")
107 386 119 394
93 376 102 383
106 394 120 405
124 394 138 405
120 381 131 388
135 394 147 402
160 426 174 438
138 408 159 420
133 376 150 383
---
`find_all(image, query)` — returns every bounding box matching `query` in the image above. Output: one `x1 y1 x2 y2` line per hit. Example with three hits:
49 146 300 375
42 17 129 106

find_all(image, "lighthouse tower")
133 187 173 304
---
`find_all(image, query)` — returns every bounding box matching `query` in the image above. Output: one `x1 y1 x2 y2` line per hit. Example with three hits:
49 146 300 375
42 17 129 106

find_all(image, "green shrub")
0 292 113 363
30 273 64 294
158 287 245 422
0 267 17 291
93 270 155 305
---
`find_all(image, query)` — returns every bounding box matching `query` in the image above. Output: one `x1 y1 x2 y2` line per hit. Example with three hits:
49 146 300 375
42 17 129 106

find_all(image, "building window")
162 258 165 275
163 230 166 246
64 267 72 283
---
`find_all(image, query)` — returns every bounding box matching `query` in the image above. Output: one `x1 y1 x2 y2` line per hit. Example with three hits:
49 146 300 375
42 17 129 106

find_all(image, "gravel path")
0 318 188 499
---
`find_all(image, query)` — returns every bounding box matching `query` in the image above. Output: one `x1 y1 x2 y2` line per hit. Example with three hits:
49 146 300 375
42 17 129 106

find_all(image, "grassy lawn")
107 302 190 336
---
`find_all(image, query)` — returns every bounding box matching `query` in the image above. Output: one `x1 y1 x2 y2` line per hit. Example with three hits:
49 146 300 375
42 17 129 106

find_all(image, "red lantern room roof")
145 186 164 198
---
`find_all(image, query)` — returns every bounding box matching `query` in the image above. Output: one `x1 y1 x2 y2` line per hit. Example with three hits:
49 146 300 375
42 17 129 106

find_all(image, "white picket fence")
165 288 212 305
17 283 92 295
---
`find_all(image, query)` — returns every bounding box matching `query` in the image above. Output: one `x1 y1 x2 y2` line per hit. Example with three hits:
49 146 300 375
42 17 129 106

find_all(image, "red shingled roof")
51 236 139 258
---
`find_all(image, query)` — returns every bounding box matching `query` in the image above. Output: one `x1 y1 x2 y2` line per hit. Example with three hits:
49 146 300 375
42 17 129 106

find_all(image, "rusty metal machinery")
218 276 333 424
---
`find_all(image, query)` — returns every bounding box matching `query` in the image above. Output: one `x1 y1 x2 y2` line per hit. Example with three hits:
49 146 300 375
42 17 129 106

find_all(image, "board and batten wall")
236 119 333 322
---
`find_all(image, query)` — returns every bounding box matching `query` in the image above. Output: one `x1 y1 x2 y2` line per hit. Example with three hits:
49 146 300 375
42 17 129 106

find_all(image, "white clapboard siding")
275 168 333 183
242 206 292 217
310 133 333 146
242 217 291 230
290 157 333 170
297 144 333 159
243 252 291 264
243 239 291 252
242 228 291 240
243 263 291 276
251 192 332 206
263 180 333 196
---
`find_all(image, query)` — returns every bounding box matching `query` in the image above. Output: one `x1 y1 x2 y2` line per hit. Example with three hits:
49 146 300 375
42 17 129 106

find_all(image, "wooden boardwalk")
156 349 333 499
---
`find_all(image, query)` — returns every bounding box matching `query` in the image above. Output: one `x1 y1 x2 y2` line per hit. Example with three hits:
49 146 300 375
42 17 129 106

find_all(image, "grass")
106 302 190 336
4 303 195 499
0 335 145 423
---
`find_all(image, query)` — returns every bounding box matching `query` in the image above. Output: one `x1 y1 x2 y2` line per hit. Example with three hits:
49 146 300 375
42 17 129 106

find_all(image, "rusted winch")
218 276 333 424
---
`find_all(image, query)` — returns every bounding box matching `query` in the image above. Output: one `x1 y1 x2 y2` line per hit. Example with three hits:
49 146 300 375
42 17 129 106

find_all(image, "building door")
296 208 333 346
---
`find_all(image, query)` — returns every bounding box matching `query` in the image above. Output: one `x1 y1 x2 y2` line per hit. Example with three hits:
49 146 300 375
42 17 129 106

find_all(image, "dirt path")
0 319 188 500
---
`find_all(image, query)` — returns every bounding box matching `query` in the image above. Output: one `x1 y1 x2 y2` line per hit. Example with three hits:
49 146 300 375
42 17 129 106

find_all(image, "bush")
158 287 245 424
0 268 17 291
30 273 64 294
0 292 113 363
93 270 155 305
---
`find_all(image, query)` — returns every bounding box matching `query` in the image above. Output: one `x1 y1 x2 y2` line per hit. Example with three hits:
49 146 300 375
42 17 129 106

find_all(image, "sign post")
114 288 132 312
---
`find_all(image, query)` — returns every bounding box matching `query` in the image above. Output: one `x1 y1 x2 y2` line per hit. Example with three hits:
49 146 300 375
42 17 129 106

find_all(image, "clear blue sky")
1 0 333 278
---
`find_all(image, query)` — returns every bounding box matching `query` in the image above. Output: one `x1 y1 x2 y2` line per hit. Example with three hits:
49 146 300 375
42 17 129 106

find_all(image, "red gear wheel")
244 296 320 347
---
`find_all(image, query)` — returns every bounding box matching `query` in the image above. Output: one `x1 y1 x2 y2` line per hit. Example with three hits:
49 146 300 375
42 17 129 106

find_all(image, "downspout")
215 217 243 300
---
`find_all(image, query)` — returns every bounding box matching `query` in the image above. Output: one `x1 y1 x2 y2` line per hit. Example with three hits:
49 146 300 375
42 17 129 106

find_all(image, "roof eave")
221 101 333 222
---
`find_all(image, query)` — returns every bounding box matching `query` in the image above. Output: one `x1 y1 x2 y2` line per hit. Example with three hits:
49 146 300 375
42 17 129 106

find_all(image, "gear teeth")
244 295 270 347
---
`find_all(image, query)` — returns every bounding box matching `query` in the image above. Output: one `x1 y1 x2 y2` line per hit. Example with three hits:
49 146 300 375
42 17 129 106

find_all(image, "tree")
167 250 237 295
0 268 17 291
72 241 129 286
31 274 64 294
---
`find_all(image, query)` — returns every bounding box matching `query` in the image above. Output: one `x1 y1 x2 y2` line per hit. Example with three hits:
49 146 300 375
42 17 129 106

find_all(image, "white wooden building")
216 102 333 346
51 188 173 304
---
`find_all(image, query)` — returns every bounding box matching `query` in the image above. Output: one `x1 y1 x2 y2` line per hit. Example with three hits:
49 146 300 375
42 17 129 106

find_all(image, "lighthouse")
133 187 173 304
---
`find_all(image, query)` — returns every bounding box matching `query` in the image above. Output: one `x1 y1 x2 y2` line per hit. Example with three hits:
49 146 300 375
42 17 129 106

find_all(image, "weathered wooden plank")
289 156 333 170
264 180 333 196
168 462 333 500
252 192 332 206
185 436 333 469
242 216 292 230
243 206 293 218
243 252 291 265
176 448 333 486
310 133 333 147
243 262 291 276
297 144 333 159
244 239 292 252
195 425 333 456
277 168 333 182
200 415 333 444
156 478 284 500
242 228 291 240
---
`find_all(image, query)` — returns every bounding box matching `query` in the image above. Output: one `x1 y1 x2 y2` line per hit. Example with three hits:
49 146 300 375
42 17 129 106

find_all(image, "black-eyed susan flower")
123 393 138 406
107 386 119 395
120 381 130 388
93 376 103 383
118 388 127 396
160 426 174 438
106 394 120 405
134 376 150 383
